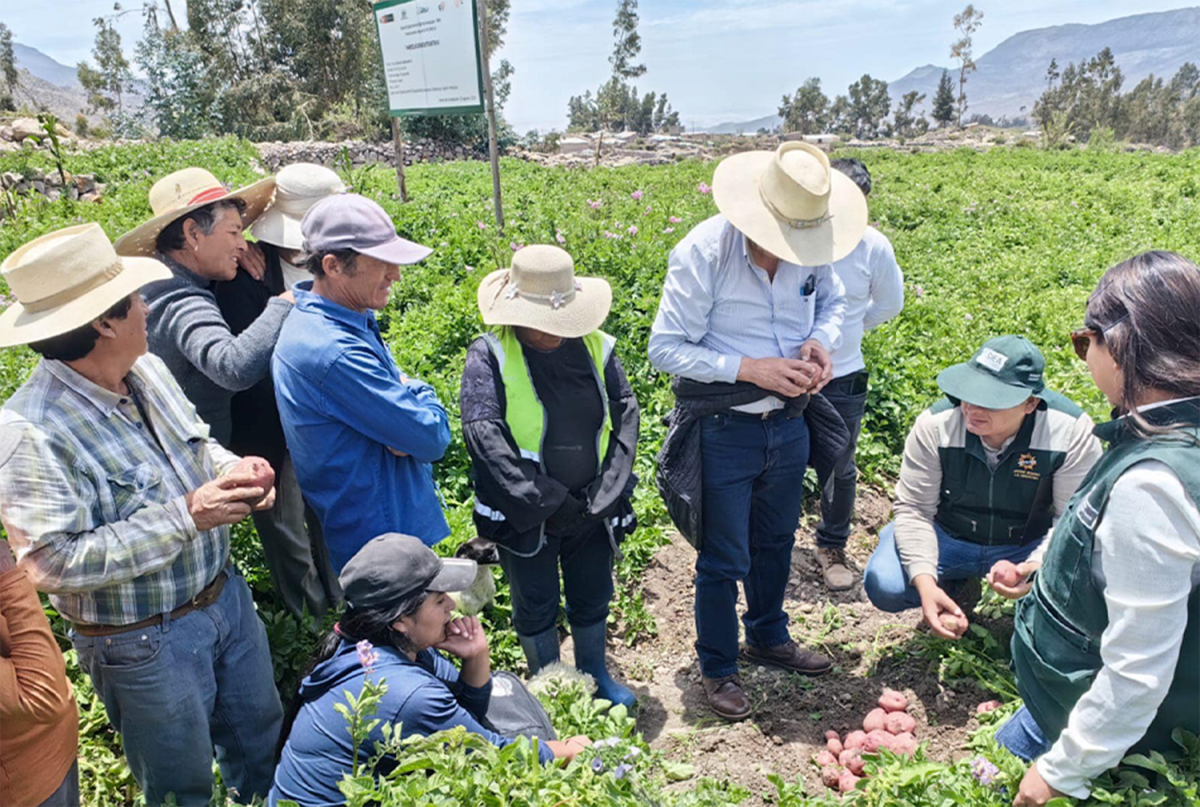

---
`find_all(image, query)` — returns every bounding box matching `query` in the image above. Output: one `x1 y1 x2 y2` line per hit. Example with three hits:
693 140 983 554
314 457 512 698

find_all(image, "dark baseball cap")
301 193 433 265
339 533 477 610
936 335 1047 409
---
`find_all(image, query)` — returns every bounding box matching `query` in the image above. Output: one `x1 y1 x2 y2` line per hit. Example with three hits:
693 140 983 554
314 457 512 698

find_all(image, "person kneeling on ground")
463 245 640 708
271 533 591 807
999 252 1200 806
863 335 1102 638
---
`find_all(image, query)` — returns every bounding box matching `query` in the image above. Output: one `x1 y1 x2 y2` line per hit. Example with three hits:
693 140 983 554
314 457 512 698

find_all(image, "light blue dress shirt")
827 226 905 378
648 214 847 385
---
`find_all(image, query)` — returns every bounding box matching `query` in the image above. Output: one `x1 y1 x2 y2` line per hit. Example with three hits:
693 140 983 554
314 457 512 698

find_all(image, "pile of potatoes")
815 689 919 793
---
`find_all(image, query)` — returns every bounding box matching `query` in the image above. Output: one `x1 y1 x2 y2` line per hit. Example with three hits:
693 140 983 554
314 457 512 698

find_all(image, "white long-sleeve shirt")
1037 455 1200 796
828 226 905 378
648 214 846 386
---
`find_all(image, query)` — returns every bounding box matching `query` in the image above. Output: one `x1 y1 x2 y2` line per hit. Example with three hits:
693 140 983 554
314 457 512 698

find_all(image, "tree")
609 0 646 80
893 90 928 138
933 69 956 128
136 14 223 139
949 4 984 127
828 94 853 133
0 23 17 111
77 16 134 134
778 77 829 134
847 74 890 139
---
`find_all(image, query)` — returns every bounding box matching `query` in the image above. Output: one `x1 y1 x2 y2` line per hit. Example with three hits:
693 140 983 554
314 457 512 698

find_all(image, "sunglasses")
1069 313 1128 361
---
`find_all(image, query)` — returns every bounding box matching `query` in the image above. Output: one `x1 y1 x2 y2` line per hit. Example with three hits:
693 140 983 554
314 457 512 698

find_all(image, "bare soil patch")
606 486 1000 802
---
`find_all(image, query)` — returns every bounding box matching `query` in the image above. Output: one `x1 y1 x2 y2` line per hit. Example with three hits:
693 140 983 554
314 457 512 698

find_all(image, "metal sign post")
476 0 504 230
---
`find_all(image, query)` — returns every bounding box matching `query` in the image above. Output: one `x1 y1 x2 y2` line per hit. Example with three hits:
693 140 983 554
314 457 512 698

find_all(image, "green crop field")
1 139 1198 805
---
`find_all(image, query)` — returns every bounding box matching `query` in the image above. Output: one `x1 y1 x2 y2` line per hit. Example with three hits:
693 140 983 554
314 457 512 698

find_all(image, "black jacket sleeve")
582 351 639 519
459 337 570 535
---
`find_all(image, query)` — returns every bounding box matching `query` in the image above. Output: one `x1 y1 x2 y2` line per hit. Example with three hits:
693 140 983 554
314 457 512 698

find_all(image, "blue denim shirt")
272 282 450 570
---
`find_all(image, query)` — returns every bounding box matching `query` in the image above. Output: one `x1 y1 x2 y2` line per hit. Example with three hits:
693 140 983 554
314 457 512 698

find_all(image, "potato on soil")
825 730 840 741
826 737 844 756
889 732 917 756
839 748 865 775
863 730 893 753
976 700 1002 714
844 730 867 750
884 711 916 735
822 765 843 788
816 750 838 767
877 689 908 712
862 707 888 733
838 771 862 793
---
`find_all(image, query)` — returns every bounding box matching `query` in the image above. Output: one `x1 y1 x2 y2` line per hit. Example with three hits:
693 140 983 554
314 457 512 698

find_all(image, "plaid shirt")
0 354 239 625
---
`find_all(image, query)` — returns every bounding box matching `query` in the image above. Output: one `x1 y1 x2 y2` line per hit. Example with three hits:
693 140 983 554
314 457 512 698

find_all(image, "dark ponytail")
276 591 430 761
1087 251 1200 441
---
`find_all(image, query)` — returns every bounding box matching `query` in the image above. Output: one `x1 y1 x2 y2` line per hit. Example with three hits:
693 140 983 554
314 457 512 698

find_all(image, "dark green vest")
1012 399 1200 754
933 391 1082 545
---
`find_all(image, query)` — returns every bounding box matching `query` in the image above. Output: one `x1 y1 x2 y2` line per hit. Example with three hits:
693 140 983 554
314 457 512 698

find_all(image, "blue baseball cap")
301 193 432 265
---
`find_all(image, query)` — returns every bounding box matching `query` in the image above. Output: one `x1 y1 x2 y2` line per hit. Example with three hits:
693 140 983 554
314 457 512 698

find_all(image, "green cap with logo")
936 335 1047 409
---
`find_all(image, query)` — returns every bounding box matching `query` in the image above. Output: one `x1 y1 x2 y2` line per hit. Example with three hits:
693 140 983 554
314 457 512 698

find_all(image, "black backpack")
480 671 557 742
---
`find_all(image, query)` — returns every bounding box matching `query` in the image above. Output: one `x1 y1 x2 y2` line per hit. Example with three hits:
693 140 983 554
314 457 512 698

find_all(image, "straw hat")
251 163 346 250
0 223 171 347
476 245 612 338
113 167 276 257
713 142 868 266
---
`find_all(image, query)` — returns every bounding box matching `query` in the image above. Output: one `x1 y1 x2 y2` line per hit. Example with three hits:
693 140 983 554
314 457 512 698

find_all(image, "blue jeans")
696 412 809 678
72 570 283 806
498 520 615 636
996 705 1052 761
863 521 1037 611
816 372 868 548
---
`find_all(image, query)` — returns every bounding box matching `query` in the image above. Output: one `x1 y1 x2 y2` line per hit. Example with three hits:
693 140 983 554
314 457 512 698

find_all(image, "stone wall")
255 139 486 171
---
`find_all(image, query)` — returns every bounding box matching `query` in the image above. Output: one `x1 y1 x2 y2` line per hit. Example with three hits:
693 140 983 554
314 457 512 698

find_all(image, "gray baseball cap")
301 193 433 265
339 533 477 610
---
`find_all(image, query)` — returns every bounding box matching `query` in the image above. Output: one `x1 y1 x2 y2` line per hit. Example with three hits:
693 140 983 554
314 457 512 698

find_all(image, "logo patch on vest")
976 348 1009 373
1013 452 1040 481
1076 491 1101 530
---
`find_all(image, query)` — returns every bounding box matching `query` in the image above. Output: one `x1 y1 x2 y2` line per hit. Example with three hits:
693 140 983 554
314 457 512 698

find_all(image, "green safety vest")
482 327 615 470
931 391 1085 545
1012 399 1200 754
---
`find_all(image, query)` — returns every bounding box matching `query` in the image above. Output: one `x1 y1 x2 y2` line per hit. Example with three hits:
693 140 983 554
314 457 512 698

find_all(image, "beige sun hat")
0 223 171 348
712 141 868 266
476 245 612 339
113 167 276 257
251 163 346 250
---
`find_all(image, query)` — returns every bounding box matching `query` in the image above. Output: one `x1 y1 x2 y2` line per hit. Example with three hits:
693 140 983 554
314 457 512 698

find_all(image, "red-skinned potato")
839 748 865 775
825 730 840 741
862 707 888 733
863 730 892 753
844 730 867 750
878 689 908 712
976 700 1003 715
885 711 916 735
826 737 844 756
991 561 1023 587
822 765 843 788
838 771 862 793
816 750 838 767
232 456 274 501
890 732 917 756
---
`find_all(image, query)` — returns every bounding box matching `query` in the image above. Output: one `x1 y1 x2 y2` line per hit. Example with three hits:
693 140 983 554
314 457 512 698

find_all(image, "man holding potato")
862 336 1102 638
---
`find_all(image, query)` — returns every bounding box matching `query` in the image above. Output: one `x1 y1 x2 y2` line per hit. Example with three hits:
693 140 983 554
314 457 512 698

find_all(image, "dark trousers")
497 520 615 636
38 761 79 807
815 371 868 549
252 451 341 621
695 411 810 678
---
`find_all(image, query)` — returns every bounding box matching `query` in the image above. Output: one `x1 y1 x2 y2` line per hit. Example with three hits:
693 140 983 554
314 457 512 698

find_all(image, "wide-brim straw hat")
113 167 276 257
477 245 612 339
713 141 868 266
0 222 171 347
251 163 346 250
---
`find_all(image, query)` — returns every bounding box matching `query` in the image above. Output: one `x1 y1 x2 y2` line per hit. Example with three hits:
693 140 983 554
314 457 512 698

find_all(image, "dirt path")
603 487 999 801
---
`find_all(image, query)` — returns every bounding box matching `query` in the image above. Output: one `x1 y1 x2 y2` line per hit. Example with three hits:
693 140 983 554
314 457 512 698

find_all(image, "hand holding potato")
987 559 1039 599
913 575 968 640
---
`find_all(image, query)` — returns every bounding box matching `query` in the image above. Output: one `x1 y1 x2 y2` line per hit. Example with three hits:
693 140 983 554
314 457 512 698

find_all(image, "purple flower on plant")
613 763 633 780
644 205 652 215
588 199 603 210
971 757 1000 786
555 230 566 245
663 227 675 234
631 190 643 201
697 181 711 194
913 284 925 297
627 225 638 236
356 640 379 673
591 757 605 773
510 241 524 252
668 216 682 224
477 220 487 230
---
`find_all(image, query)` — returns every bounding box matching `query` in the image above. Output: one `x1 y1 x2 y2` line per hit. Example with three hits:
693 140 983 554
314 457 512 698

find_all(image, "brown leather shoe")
816 547 856 591
743 640 833 676
701 674 753 721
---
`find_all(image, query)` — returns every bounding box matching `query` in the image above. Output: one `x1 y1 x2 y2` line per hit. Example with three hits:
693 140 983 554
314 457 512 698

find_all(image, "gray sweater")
143 253 293 445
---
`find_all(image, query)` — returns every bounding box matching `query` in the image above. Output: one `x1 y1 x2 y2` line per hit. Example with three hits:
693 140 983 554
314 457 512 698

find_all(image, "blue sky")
4 1 1197 132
